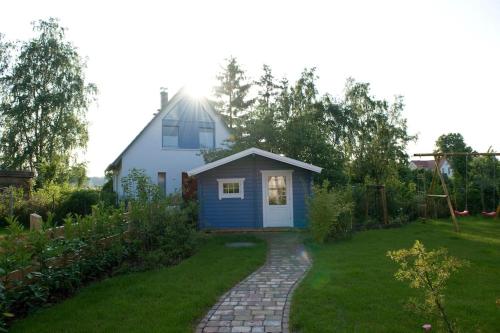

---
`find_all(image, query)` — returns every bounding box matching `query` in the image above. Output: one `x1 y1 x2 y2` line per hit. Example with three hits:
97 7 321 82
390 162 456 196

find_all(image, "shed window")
217 178 245 199
162 126 178 148
199 127 215 149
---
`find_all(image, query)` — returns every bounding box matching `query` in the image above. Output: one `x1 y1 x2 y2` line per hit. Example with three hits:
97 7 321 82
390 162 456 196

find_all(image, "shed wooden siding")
197 155 313 229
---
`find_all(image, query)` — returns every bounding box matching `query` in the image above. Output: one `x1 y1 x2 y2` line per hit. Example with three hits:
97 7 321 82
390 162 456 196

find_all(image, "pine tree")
213 57 253 136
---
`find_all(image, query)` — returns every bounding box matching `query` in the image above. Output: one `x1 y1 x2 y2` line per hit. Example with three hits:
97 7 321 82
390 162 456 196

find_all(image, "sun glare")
185 82 210 99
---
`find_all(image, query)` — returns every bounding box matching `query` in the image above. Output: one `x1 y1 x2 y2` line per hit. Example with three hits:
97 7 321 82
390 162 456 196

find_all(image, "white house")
409 159 453 177
106 88 231 196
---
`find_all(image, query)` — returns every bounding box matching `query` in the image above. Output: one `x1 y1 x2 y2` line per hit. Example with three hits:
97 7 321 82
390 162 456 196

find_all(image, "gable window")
217 178 245 199
162 125 178 148
199 127 214 149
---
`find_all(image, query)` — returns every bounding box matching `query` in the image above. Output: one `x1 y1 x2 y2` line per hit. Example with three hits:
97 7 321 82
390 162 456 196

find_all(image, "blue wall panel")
197 155 314 229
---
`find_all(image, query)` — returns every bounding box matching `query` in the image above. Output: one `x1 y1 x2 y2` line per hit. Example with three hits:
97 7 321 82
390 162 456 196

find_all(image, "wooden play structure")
414 152 500 232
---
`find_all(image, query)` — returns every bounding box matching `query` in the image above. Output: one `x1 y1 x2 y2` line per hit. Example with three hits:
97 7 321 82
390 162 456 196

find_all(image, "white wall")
441 160 453 177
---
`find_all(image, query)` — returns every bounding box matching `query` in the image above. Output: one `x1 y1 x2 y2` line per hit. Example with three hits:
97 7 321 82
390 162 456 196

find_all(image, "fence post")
9 189 14 216
30 213 43 231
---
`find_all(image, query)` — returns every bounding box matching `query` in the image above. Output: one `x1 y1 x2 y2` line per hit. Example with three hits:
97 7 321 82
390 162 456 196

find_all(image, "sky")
1 0 499 176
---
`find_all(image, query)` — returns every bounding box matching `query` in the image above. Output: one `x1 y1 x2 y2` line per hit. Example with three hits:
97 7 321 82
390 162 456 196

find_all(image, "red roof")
411 159 448 170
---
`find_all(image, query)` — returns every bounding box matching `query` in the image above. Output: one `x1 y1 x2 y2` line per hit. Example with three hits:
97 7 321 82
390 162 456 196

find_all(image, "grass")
10 234 267 333
291 217 500 332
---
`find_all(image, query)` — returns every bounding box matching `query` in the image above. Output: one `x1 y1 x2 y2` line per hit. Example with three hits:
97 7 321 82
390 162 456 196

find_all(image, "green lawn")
11 234 267 333
291 218 500 333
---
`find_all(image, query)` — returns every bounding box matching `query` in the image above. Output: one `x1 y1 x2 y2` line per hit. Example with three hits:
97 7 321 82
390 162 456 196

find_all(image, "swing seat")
481 211 497 218
454 210 469 217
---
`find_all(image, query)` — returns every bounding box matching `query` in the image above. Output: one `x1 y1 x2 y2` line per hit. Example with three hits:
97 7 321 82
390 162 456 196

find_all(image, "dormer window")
199 127 214 149
162 98 215 149
162 125 179 148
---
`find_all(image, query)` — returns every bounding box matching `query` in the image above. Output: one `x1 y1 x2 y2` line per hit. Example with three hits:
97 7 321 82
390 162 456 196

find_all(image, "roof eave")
187 148 322 176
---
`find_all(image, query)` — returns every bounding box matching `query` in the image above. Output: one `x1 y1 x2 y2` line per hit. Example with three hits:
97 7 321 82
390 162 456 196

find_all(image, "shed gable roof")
187 148 322 176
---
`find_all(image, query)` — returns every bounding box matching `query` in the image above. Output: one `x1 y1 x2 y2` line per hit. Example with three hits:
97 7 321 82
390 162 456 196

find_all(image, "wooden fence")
1 213 131 287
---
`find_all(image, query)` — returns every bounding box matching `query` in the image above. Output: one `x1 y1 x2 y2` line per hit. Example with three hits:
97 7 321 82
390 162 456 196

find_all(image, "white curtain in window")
199 127 214 149
162 126 179 147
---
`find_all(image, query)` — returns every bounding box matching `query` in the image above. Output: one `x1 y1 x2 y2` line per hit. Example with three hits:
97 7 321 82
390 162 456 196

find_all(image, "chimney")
160 87 168 110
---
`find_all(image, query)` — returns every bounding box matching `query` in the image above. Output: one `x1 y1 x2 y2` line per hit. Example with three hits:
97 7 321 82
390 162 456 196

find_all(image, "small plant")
387 240 469 333
308 181 353 243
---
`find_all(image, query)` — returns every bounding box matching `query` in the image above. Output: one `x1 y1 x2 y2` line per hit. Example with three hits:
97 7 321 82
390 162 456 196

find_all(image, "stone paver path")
196 233 311 333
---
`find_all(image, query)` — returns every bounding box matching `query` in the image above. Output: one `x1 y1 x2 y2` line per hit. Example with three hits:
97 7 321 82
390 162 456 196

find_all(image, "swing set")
414 152 500 232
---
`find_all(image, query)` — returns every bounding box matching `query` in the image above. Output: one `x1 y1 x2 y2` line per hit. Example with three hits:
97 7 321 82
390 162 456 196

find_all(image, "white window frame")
217 178 245 200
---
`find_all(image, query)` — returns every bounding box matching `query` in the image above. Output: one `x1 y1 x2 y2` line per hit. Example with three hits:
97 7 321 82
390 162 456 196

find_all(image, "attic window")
217 178 245 199
162 125 178 148
199 127 214 149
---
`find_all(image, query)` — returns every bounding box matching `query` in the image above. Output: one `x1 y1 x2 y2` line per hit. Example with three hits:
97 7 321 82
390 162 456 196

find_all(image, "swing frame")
414 152 500 232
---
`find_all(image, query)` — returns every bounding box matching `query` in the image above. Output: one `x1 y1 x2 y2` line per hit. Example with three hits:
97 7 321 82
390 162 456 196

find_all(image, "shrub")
387 240 469 333
0 170 199 329
0 204 131 328
123 169 198 269
308 181 353 243
1 184 114 228
54 189 100 221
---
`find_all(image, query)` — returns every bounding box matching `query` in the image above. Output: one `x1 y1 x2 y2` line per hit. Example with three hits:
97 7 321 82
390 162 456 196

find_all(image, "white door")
262 170 293 227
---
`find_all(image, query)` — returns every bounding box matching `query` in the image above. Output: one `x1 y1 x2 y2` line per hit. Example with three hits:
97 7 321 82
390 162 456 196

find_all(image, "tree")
343 78 415 185
0 18 96 186
213 57 253 135
206 66 348 185
469 151 499 212
0 33 12 87
435 133 473 178
387 241 468 333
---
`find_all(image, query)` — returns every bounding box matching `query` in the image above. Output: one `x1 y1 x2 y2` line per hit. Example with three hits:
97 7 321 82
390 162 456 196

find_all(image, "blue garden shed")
187 148 322 229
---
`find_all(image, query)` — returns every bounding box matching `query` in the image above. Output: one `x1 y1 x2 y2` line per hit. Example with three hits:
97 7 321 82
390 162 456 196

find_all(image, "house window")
158 172 166 196
162 126 178 148
217 178 245 199
199 127 214 149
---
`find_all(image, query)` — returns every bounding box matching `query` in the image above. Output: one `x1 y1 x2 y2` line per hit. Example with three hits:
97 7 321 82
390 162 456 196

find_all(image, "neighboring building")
409 159 453 177
0 170 34 197
187 148 322 229
106 88 231 197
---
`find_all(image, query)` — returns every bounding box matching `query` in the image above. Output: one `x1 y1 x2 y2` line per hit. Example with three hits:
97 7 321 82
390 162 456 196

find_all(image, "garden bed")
10 234 266 333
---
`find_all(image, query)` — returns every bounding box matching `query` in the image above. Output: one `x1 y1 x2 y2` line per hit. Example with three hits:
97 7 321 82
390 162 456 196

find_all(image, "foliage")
435 133 473 178
206 66 349 186
54 189 100 221
387 240 469 333
0 183 103 227
468 152 499 212
343 79 416 185
0 18 96 186
121 168 161 202
9 235 266 333
207 62 416 212
123 169 198 269
213 56 253 135
0 203 132 329
100 173 117 207
308 181 353 243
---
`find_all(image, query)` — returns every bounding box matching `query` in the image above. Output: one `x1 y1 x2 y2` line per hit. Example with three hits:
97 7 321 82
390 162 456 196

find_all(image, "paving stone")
196 233 310 333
